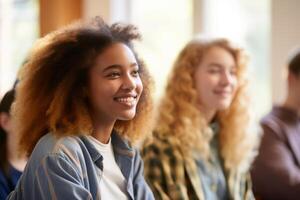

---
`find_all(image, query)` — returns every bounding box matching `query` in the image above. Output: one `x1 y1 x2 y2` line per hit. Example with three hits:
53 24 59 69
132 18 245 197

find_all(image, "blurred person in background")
7 17 155 200
251 48 300 200
0 89 26 199
142 37 258 200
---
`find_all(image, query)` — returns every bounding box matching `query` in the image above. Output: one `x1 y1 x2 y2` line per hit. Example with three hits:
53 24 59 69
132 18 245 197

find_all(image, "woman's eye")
107 72 120 78
230 69 237 75
208 69 220 74
131 70 140 77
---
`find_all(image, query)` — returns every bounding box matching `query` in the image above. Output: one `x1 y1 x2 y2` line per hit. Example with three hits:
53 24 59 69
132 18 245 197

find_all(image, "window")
0 0 38 95
130 0 193 99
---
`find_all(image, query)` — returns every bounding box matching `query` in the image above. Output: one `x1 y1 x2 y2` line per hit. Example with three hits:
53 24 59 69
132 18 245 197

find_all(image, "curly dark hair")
0 89 15 174
13 17 154 155
288 47 300 75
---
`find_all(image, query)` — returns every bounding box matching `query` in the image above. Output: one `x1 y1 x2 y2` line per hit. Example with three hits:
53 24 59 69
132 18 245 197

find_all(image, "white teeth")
116 97 135 102
115 97 136 106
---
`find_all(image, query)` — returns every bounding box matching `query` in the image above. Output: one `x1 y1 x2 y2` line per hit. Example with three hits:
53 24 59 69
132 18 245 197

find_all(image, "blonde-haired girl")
142 38 257 200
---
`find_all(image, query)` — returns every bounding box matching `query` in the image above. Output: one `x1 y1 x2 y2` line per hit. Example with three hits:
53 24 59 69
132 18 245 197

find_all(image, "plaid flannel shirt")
142 134 254 200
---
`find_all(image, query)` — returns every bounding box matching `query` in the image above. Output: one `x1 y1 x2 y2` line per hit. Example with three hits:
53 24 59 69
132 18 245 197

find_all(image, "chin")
117 112 136 120
216 101 232 110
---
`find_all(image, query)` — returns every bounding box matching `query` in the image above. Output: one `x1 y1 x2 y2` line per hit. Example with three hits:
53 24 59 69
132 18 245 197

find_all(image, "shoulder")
142 133 175 154
0 168 10 200
33 133 85 156
18 134 92 189
260 107 292 130
0 167 8 188
261 110 278 126
141 134 190 200
27 133 90 173
142 133 183 165
260 111 286 140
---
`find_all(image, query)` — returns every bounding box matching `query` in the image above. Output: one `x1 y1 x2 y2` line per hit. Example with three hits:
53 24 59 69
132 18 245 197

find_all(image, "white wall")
83 0 109 22
83 0 132 23
271 0 300 103
0 1 13 96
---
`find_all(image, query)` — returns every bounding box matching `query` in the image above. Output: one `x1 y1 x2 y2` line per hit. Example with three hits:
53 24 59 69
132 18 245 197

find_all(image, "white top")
88 136 128 200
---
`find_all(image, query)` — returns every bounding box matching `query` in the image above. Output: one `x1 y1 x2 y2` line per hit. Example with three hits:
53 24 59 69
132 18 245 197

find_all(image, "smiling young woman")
7 17 155 200
142 37 258 200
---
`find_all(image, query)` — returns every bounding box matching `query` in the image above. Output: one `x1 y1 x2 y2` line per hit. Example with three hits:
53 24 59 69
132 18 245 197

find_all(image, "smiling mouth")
114 96 138 107
214 90 232 97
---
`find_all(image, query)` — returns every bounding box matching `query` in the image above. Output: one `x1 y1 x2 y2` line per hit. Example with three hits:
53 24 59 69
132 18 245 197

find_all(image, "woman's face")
194 46 238 113
0 112 12 133
87 43 143 124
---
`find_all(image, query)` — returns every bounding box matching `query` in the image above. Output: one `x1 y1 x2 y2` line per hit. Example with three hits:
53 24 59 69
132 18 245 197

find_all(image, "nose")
121 74 136 90
220 71 232 86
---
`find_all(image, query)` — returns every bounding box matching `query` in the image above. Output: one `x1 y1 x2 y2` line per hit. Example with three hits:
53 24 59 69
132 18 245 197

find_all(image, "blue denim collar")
79 130 135 199
79 130 134 172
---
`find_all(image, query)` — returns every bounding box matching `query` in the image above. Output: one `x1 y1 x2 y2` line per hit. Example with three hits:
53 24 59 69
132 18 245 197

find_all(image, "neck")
92 121 115 144
7 133 27 171
90 111 116 144
198 105 217 124
283 94 300 115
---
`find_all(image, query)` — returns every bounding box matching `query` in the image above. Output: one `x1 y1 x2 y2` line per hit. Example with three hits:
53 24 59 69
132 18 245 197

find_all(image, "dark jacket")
0 165 22 199
251 106 300 200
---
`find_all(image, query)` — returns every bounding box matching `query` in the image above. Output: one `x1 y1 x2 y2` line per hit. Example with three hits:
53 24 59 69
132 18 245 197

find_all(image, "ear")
287 71 295 85
0 112 10 133
288 71 300 84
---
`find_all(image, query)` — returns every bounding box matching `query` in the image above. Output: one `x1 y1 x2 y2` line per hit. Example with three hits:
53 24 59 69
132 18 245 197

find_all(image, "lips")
214 90 232 97
114 94 138 107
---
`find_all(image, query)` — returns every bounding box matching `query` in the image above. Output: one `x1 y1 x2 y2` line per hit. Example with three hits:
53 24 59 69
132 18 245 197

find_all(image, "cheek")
89 79 102 97
196 80 214 103
88 76 110 103
296 82 300 94
196 75 216 92
231 78 238 93
132 75 143 98
137 78 143 94
195 74 208 93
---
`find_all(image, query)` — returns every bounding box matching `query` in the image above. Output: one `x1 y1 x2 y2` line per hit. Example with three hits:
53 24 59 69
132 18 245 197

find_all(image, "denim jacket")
7 131 154 200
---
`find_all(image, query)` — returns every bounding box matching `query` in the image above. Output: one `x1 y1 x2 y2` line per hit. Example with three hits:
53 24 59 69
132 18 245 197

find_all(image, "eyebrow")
102 63 138 72
208 62 236 69
208 63 222 68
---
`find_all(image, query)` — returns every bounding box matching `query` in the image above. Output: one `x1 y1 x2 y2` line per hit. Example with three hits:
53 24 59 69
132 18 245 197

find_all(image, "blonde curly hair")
13 18 154 156
155 37 257 171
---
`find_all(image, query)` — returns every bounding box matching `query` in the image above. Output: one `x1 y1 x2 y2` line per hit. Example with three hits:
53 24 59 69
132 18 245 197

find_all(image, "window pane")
131 0 193 99
0 0 38 95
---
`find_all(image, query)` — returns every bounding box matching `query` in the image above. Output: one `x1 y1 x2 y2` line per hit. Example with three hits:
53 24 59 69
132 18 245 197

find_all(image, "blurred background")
0 0 299 121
